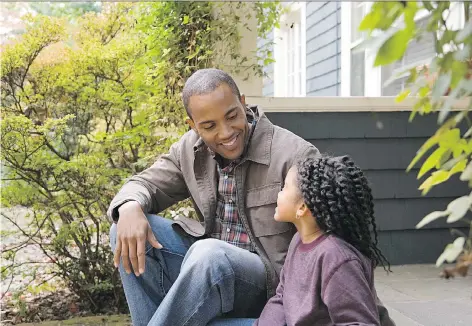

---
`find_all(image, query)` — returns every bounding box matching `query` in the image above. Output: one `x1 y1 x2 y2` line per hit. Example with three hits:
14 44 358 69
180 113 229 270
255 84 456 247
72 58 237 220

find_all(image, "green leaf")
418 147 447 179
403 3 417 31
407 135 440 172
374 29 411 66
438 128 460 147
352 27 397 55
449 159 467 175
442 155 467 171
395 89 410 103
419 170 451 194
263 58 275 66
359 9 383 32
422 2 434 10
416 210 448 229
446 195 472 223
182 15 189 24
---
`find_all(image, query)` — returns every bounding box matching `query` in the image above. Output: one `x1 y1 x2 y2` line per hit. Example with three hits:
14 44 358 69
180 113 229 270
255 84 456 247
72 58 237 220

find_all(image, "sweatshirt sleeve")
322 259 381 326
254 266 287 326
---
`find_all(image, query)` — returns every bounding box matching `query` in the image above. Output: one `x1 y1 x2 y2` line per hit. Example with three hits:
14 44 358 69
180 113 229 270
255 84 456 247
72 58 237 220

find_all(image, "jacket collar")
193 105 273 166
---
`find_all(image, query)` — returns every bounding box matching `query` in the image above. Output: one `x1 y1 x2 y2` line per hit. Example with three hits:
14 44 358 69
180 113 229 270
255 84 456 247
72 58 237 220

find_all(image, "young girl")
255 155 396 326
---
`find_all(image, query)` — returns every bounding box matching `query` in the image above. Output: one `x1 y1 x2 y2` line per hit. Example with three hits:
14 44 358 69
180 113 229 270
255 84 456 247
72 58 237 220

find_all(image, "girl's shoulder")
314 235 370 268
289 233 370 267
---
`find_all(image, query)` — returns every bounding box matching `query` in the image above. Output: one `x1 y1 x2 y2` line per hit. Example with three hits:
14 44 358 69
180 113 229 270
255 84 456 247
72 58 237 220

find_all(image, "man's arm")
295 143 320 164
109 139 190 276
107 139 190 222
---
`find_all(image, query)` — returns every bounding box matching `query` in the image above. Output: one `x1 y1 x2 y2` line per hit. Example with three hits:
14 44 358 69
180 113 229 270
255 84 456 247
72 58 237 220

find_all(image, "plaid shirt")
210 121 256 252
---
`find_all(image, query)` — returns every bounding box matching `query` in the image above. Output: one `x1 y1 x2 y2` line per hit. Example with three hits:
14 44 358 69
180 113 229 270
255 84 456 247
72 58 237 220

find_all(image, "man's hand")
114 201 162 276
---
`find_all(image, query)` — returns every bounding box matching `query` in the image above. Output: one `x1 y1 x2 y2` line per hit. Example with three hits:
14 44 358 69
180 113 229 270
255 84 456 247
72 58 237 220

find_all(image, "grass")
16 315 131 326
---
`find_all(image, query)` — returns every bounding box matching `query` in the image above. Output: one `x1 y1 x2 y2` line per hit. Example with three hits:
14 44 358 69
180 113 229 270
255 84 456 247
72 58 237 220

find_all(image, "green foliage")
1 2 282 314
361 1 472 273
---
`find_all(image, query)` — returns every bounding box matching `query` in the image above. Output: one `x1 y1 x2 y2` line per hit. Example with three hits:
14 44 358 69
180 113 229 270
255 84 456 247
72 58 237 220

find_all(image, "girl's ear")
297 202 310 218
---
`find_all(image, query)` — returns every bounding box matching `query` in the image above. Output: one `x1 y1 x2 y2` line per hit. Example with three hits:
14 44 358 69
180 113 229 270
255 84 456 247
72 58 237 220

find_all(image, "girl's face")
274 166 304 222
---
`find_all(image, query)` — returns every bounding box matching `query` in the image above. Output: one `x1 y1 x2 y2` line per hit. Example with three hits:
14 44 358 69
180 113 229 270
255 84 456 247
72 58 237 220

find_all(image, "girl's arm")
254 266 287 326
322 259 381 326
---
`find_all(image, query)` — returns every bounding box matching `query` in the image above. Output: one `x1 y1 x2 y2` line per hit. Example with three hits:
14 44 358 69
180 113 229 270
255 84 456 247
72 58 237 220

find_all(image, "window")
381 2 465 95
273 2 306 97
350 2 369 96
341 2 463 97
341 2 371 96
350 51 365 96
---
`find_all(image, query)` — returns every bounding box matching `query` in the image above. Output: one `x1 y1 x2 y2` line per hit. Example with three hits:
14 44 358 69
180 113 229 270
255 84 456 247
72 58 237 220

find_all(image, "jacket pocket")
245 182 292 237
245 182 294 280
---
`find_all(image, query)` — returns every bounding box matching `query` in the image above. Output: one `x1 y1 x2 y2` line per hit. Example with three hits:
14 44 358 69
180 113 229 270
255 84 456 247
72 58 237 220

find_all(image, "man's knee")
184 239 230 269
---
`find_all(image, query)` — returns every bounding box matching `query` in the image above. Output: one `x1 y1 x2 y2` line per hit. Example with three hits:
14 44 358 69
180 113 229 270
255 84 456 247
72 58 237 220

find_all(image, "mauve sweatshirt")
255 234 396 326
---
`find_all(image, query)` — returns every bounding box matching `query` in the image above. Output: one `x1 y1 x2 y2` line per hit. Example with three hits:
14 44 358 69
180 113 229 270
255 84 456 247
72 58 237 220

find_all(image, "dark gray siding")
266 111 469 265
305 2 341 96
257 30 274 97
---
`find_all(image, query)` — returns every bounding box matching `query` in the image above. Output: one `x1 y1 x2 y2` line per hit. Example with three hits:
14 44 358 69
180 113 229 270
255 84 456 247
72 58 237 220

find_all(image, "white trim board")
247 96 470 113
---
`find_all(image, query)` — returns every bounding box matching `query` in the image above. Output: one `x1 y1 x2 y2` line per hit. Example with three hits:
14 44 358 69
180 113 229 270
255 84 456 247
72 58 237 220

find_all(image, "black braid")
297 155 390 271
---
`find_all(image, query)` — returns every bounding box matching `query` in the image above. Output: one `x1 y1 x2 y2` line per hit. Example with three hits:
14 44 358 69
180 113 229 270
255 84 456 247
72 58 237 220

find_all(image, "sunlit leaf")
374 29 411 66
449 159 467 175
446 195 472 223
436 237 466 267
418 147 447 179
395 89 410 103
416 210 449 229
407 135 440 172
419 170 451 194
460 161 472 181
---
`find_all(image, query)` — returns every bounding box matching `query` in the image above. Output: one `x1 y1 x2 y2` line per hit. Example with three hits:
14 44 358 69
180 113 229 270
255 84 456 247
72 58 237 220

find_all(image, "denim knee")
183 239 230 270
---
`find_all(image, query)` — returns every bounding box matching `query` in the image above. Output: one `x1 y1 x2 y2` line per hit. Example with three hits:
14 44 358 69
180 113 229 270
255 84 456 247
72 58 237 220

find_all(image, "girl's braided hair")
296 154 390 271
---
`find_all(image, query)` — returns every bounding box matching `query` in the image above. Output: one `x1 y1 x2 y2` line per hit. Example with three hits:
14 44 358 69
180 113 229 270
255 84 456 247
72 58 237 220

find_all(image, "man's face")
187 83 248 161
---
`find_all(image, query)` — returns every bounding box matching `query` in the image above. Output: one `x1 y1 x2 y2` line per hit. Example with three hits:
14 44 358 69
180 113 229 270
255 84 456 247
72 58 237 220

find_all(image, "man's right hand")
113 201 162 276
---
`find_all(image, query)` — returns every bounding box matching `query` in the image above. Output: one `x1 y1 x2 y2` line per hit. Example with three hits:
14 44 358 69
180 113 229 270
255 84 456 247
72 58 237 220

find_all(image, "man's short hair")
182 68 241 118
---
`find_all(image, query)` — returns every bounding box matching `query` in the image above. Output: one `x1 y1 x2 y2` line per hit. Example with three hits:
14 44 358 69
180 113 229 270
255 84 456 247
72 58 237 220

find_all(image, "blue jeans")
110 214 264 326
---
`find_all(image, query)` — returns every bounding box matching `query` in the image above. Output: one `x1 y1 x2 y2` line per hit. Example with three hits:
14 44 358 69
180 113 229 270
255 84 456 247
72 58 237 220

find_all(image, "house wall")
257 30 275 97
256 98 469 265
305 1 341 96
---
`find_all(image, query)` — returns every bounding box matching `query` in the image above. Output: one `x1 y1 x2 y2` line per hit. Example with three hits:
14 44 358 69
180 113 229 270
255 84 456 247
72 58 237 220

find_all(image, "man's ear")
240 94 246 107
186 118 197 134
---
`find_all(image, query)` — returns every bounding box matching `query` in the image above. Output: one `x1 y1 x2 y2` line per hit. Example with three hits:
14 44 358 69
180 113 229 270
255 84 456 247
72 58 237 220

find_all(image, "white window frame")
341 2 379 96
273 2 306 97
341 2 464 97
